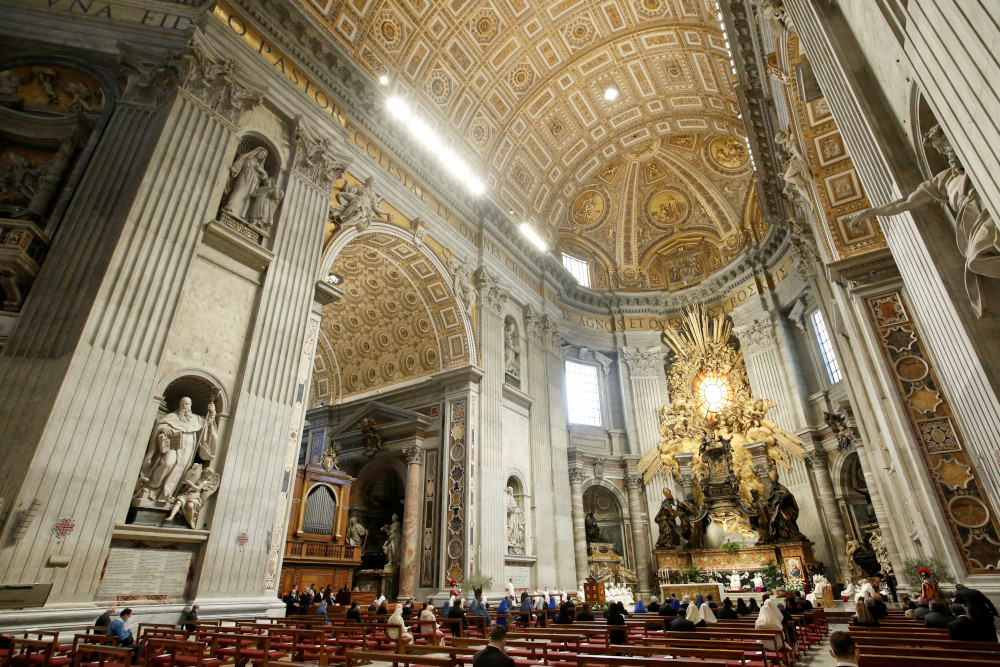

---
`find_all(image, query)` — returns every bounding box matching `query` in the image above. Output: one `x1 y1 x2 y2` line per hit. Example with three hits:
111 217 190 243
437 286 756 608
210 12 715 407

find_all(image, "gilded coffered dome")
303 0 762 290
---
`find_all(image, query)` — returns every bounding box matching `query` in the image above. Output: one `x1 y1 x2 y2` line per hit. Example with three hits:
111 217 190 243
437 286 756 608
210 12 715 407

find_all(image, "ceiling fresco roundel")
304 0 764 291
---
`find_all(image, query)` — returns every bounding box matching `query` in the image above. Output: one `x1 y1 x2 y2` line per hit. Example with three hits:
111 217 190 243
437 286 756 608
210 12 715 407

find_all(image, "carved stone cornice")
568 466 584 485
620 346 664 378
291 118 351 190
524 304 563 353
476 268 511 315
178 28 267 124
733 314 774 356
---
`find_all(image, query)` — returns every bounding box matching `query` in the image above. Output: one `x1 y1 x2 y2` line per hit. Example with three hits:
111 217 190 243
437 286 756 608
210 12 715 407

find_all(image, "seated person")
346 601 362 622
868 593 888 619
850 601 879 628
922 599 954 629
686 602 705 628
555 601 574 624
575 604 595 622
470 597 493 628
633 597 646 613
376 600 390 621
448 598 468 635
735 598 750 616
106 608 139 664
473 626 515 667
947 604 995 643
419 604 446 646
828 631 859 666
647 597 661 613
704 595 718 610
386 603 413 644
668 612 696 632
913 597 931 620
95 605 116 628
717 599 739 620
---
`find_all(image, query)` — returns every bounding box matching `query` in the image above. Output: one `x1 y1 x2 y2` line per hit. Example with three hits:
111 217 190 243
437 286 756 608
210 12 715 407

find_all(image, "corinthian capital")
620 346 664 378
624 471 644 490
117 43 183 108
179 28 267 123
403 443 423 465
733 314 774 356
568 467 584 484
476 268 511 315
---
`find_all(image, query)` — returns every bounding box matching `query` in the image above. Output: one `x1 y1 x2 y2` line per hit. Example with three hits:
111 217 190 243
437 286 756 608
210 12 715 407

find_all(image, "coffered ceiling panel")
303 0 760 291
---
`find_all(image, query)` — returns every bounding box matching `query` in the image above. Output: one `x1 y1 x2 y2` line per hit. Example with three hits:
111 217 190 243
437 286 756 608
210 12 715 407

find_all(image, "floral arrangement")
721 540 741 555
784 579 804 593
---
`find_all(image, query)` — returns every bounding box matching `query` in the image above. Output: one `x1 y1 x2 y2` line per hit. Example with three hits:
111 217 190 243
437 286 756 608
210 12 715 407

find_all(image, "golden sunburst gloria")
693 368 731 418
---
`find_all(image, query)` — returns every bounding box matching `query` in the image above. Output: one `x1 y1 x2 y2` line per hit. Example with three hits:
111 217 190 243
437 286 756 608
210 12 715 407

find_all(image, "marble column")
568 466 589 584
624 472 652 595
399 442 424 599
805 450 849 576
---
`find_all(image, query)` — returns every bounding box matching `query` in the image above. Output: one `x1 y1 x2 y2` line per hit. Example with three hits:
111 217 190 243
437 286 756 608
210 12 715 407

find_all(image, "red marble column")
398 443 424 599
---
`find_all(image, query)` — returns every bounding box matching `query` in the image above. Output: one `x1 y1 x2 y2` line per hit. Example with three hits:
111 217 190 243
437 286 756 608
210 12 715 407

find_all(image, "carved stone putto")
447 255 478 312
292 120 350 189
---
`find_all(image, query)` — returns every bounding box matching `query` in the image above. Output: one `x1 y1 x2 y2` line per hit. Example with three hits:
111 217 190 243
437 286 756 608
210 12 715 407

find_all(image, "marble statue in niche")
346 516 368 547
247 175 283 233
135 396 219 518
222 147 269 219
447 255 477 312
382 513 401 569
506 486 525 555
868 529 893 574
504 320 521 379
328 177 392 232
766 471 806 541
849 124 1000 316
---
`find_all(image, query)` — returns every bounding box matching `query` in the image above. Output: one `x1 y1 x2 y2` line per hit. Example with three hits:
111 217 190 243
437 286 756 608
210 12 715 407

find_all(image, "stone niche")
127 375 226 532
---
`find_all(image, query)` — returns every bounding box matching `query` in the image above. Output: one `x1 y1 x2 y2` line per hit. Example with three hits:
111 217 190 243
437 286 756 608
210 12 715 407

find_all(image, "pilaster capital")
178 28 267 123
568 466 585 485
476 268 511 315
292 118 352 190
733 314 774 356
624 472 644 490
117 43 183 109
805 449 828 469
524 305 563 353
620 346 664 378
403 443 424 465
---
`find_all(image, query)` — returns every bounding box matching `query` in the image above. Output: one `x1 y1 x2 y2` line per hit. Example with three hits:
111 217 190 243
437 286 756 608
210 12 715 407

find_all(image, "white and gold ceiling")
302 0 763 291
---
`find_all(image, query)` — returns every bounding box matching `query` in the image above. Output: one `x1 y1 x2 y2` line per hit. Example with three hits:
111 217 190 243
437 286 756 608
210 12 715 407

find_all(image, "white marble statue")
382 513 402 569
775 130 813 211
577 584 586 603
247 175 283 232
504 320 521 378
346 516 368 547
222 147 269 220
447 255 477 312
165 464 221 529
137 397 218 505
849 125 1000 316
506 485 526 554
328 176 392 232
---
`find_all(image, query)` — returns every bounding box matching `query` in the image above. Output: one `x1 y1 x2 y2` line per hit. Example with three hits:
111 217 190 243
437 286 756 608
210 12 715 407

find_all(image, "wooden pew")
72 645 135 667
576 643 746 665
858 656 987 667
343 650 457 667
856 645 1000 664
574 655 729 667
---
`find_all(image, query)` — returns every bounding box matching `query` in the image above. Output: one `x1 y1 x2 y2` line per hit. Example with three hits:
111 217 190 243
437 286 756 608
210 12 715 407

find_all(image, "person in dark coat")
923 599 954 629
575 604 595 622
555 602 574 624
914 598 931 620
647 597 661 613
473 626 515 667
954 584 999 642
95 606 115 628
448 598 468 635
182 606 199 632
347 602 362 622
607 602 628 645
717 599 739 620
747 599 759 614
948 604 995 642
868 593 888 619
735 598 750 616
668 614 696 632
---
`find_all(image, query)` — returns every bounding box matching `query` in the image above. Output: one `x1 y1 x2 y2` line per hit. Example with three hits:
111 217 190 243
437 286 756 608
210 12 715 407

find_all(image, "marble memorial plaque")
504 564 532 590
98 548 193 600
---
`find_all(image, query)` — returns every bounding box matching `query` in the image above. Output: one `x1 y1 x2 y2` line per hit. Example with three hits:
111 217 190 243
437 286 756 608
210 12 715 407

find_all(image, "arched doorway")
349 460 406 600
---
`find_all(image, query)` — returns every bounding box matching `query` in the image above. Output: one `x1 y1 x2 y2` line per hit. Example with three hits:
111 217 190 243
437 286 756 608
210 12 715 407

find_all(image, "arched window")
303 485 337 535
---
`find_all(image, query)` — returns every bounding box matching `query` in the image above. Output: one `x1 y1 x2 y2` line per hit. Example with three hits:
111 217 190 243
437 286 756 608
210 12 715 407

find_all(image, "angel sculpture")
328 177 392 232
166 464 221 529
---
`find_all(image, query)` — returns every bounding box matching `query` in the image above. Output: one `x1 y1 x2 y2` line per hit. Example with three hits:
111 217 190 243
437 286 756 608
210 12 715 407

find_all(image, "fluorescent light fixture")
508 208 515 215
379 74 389 85
385 97 486 196
519 223 548 252
603 85 620 101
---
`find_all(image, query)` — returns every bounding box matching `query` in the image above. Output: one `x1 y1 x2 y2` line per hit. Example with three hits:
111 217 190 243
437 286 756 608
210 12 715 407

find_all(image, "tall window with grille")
565 360 602 426
561 253 591 287
812 310 843 384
